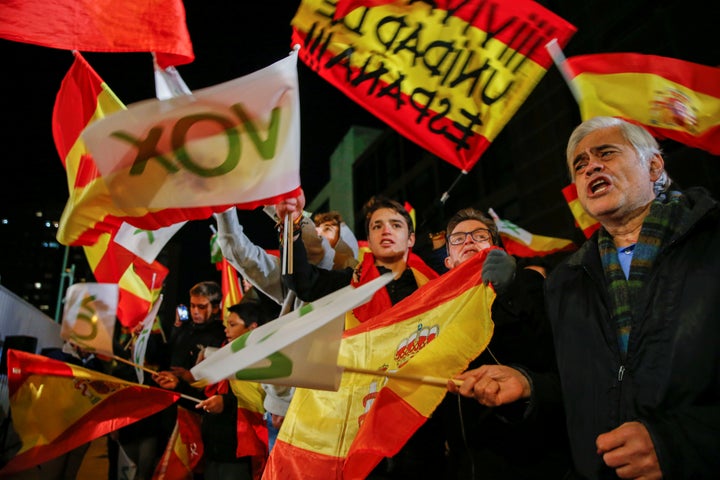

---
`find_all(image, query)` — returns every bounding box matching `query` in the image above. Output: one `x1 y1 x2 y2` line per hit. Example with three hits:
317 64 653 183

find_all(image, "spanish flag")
230 380 269 480
220 257 243 323
562 183 600 239
1 350 180 476
153 406 203 480
52 51 235 248
264 249 495 478
488 208 576 257
291 0 575 172
563 52 720 155
52 51 200 327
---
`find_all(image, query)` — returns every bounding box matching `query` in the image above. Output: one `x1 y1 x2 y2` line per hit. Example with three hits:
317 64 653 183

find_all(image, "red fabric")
236 408 269 480
153 407 203 480
2 350 179 475
0 0 193 68
293 0 575 172
565 52 720 156
350 252 439 322
562 183 601 239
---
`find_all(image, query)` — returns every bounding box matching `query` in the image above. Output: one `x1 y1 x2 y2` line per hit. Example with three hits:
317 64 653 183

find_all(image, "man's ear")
248 322 258 330
648 154 665 182
444 256 453 270
407 232 415 248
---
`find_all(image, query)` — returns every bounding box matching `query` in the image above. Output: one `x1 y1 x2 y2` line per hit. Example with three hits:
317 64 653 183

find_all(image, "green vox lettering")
110 104 282 177
228 331 293 380
71 294 99 341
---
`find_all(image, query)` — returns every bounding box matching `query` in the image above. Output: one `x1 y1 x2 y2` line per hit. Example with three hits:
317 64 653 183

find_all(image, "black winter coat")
545 187 720 479
442 267 571 479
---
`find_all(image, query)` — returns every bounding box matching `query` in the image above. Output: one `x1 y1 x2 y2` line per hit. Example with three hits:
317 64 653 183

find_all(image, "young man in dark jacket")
450 116 720 479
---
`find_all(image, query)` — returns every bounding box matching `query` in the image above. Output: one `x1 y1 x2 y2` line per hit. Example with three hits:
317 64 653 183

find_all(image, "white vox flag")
191 273 394 391
61 282 118 355
132 294 164 384
114 221 186 264
82 50 301 209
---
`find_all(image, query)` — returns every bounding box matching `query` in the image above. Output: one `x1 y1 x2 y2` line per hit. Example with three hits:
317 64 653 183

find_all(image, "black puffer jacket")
545 187 720 479
442 266 571 479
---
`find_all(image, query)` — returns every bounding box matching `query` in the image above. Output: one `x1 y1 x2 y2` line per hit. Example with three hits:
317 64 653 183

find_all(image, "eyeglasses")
447 228 492 246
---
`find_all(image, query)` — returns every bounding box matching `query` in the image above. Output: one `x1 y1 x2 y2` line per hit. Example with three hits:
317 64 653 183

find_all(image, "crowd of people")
6 116 718 479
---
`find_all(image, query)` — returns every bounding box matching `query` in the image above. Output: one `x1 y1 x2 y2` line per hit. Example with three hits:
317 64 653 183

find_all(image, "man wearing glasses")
441 208 571 479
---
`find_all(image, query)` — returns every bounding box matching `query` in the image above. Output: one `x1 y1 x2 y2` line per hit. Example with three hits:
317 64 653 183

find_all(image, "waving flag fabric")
229 379 269 480
52 51 238 248
152 406 203 480
60 282 119 355
114 221 186 265
264 250 495 479
131 294 164 384
1 350 179 476
291 0 575 172
191 274 394 391
220 258 243 323
561 52 720 155
80 227 168 328
488 208 576 257
81 51 302 211
0 0 193 68
561 183 600 238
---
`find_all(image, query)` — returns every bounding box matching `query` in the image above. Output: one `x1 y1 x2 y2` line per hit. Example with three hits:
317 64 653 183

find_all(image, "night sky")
0 1 383 300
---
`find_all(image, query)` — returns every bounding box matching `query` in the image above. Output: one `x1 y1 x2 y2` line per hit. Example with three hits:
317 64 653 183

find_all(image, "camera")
176 304 189 322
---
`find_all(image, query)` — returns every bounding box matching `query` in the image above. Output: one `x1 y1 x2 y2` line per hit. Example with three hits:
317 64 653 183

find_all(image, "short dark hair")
313 211 343 227
361 195 414 237
445 208 498 245
189 281 222 307
227 301 271 327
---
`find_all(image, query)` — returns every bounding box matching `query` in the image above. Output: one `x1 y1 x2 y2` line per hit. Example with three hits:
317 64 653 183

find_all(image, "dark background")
1 0 718 319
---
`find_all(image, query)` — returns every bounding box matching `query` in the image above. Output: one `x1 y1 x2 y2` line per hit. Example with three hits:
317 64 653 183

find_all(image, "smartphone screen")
177 304 189 321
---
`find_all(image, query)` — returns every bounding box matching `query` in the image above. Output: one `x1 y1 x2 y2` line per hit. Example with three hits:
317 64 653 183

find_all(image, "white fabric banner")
131 294 164 384
83 51 301 209
191 273 393 391
61 283 118 355
114 221 185 264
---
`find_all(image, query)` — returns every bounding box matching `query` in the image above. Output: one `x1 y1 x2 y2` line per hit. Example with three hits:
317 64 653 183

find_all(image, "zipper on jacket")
617 365 625 382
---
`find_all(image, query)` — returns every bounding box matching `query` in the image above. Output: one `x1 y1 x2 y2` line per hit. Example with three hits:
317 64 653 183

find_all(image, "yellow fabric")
278 279 494 457
229 379 266 414
573 71 720 133
292 0 547 144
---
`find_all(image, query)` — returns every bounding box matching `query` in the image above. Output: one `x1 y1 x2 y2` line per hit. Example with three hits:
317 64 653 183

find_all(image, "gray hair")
566 116 671 195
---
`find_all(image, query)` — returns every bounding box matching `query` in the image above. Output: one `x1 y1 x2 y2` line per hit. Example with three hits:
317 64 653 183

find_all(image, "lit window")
34 282 42 289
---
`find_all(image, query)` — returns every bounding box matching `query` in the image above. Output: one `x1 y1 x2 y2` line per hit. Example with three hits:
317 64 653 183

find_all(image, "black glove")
482 249 516 295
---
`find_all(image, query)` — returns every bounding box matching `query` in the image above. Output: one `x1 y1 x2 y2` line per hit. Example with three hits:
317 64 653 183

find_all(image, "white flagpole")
545 38 582 104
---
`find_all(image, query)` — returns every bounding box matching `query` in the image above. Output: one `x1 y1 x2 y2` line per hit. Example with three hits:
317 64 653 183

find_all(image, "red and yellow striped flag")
52 51 235 248
220 257 243 323
230 380 268 480
562 183 600 239
291 0 575 172
1 350 179 476
264 249 495 478
564 52 720 155
488 208 576 257
153 406 203 480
